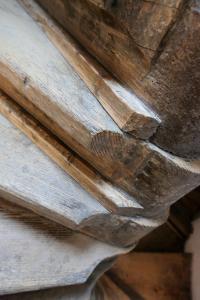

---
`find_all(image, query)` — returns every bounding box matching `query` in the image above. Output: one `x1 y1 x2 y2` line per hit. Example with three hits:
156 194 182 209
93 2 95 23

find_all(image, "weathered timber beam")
143 0 200 158
37 0 200 158
1 0 200 213
20 0 160 140
36 0 183 75
0 0 153 193
88 0 183 50
0 112 163 247
0 92 144 217
0 198 127 295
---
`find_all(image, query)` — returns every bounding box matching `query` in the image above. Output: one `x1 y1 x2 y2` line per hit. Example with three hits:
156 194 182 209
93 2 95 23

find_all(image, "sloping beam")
0 93 143 217
0 198 127 295
0 1 200 216
37 0 200 158
0 110 162 247
20 0 160 140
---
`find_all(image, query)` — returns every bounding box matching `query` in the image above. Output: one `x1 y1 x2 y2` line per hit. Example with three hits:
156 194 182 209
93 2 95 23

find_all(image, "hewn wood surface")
143 0 200 158
20 0 160 140
109 253 191 300
36 0 183 77
0 111 164 247
0 198 127 295
88 0 183 51
1 0 200 217
0 0 162 202
0 93 144 217
37 0 200 159
0 0 140 189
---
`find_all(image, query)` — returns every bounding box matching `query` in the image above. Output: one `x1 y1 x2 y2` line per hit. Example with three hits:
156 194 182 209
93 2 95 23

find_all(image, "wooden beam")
109 253 191 300
88 0 183 50
0 93 144 217
36 0 183 76
0 0 200 214
20 0 160 140
0 0 154 193
0 198 127 295
37 0 200 159
0 110 163 247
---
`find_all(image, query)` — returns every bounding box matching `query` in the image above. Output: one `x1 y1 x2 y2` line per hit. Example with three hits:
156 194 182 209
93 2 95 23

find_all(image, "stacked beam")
0 0 199 298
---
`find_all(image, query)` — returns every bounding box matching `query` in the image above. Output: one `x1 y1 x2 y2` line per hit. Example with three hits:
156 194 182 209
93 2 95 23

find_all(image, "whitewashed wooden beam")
20 0 160 140
35 0 200 159
0 112 163 247
0 198 128 295
0 0 199 215
0 93 144 217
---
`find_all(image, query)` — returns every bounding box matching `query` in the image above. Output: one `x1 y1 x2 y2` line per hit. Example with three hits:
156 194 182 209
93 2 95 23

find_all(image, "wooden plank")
0 111 164 247
1 0 200 213
0 198 127 295
20 0 160 140
0 93 144 217
109 253 191 300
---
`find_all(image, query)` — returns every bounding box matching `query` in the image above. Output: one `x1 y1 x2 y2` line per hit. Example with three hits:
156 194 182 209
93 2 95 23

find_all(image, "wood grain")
109 252 191 300
20 0 160 140
36 0 182 77
88 0 182 50
1 0 200 214
143 0 200 158
0 111 164 247
0 198 127 295
0 0 154 191
37 0 200 159
0 93 144 217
